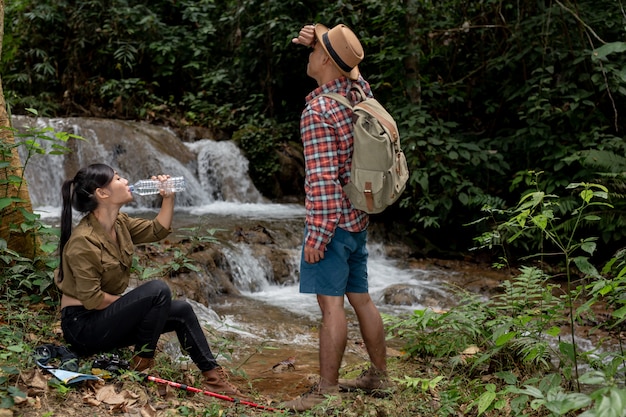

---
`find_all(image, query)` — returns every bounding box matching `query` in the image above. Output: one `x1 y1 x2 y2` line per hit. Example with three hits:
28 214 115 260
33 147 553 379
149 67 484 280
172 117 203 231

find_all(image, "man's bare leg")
346 292 386 371
317 294 347 388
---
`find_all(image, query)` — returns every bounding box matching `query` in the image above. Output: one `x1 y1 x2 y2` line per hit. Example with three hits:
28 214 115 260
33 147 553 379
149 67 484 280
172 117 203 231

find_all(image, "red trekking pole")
144 374 284 413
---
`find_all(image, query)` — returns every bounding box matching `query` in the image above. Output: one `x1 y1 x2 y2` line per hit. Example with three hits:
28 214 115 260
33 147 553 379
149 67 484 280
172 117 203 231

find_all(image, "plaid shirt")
301 75 372 251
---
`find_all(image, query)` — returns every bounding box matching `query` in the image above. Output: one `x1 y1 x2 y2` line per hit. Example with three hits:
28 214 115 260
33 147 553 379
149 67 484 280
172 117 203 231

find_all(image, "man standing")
283 24 392 412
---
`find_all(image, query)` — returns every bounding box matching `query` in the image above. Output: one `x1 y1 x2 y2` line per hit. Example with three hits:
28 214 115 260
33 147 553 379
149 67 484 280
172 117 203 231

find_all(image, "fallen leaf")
272 356 296 373
461 345 480 355
111 402 128 413
387 347 403 357
140 403 157 417
13 394 28 405
95 385 138 406
82 395 101 407
460 345 481 364
27 369 48 390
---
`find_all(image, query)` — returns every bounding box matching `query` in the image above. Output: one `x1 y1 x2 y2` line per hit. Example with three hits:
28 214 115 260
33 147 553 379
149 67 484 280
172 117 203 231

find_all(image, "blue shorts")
300 226 369 296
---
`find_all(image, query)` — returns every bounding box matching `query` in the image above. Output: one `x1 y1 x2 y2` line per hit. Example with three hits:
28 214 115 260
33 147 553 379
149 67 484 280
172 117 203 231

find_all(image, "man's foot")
338 366 394 397
202 367 246 397
281 384 341 412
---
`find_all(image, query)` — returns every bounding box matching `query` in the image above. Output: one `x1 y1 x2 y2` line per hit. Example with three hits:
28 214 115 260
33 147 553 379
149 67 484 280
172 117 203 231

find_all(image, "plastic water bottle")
129 176 186 196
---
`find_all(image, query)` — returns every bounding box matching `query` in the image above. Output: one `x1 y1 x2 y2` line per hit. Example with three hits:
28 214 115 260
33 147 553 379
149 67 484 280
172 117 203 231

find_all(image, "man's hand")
291 24 316 47
304 245 324 264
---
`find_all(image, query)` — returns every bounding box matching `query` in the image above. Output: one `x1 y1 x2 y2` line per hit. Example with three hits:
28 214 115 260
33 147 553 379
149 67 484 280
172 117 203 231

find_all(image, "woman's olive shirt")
55 212 171 310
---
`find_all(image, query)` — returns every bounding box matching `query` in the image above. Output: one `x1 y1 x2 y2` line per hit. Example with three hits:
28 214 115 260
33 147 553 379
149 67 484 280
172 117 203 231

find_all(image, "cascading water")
12 115 450 344
12 116 262 210
12 116 609 398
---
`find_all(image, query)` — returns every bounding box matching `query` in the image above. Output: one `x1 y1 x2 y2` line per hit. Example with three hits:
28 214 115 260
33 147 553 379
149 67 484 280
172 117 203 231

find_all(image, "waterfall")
11 115 452 321
218 239 449 318
185 140 267 204
12 116 265 211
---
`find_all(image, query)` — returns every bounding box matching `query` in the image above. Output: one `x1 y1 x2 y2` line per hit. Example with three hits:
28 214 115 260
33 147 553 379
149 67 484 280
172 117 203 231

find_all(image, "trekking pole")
143 374 284 413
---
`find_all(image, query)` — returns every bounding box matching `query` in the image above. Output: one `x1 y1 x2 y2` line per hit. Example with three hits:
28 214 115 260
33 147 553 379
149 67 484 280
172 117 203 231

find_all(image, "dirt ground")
6 258 616 417
9 339 407 417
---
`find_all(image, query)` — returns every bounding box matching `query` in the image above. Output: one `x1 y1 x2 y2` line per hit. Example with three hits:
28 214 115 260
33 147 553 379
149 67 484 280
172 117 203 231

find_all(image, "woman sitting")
55 163 244 396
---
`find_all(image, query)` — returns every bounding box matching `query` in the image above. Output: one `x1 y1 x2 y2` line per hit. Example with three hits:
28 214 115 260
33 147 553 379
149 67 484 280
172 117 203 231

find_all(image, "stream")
13 115 503 401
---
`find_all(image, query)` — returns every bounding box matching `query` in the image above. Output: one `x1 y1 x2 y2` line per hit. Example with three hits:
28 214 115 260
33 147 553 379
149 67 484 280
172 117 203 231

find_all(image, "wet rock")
381 283 456 309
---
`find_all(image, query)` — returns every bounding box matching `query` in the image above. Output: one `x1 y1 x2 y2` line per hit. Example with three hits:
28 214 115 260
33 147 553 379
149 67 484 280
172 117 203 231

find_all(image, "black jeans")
61 280 219 372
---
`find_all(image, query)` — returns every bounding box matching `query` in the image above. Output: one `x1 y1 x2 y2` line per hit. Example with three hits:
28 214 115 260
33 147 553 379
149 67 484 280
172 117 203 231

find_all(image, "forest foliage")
2 0 626 259
4 2 626 416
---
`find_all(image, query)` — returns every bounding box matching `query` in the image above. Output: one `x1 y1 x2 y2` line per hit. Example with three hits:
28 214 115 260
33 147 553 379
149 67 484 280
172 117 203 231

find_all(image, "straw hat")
314 23 364 81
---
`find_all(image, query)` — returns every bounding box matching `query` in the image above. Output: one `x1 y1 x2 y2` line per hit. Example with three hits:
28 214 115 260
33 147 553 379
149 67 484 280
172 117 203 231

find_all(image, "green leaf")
559 342 576 362
583 215 601 221
612 305 626 319
476 390 497 415
593 42 626 60
509 385 543 399
0 395 14 408
544 392 590 414
579 370 607 385
7 386 27 399
573 256 599 277
0 198 14 211
580 241 597 255
580 189 593 203
6 344 24 353
531 214 548 230
495 331 517 346
496 371 518 385
545 326 561 337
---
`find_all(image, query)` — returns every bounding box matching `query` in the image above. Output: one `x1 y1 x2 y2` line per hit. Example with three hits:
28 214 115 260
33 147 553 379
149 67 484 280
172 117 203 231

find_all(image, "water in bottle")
129 176 186 196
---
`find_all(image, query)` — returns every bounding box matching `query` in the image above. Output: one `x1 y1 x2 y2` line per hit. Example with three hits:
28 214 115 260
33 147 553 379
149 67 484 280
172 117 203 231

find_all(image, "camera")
91 354 130 375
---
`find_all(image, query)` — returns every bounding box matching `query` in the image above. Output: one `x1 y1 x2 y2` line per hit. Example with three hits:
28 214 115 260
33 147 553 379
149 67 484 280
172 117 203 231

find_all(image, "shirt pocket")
100 257 129 294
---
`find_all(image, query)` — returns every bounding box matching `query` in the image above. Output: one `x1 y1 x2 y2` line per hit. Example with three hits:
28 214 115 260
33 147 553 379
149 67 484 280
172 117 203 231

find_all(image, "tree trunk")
404 0 421 104
0 0 41 258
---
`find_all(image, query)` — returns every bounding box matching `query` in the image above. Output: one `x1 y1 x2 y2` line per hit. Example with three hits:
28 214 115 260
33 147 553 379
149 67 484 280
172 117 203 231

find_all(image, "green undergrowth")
1 123 626 416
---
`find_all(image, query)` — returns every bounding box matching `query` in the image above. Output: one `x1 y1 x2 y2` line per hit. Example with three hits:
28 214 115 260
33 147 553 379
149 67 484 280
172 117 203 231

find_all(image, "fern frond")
578 149 626 173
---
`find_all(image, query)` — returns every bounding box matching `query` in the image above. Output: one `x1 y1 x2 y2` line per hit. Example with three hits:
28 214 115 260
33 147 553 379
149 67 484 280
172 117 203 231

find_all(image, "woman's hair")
57 163 115 282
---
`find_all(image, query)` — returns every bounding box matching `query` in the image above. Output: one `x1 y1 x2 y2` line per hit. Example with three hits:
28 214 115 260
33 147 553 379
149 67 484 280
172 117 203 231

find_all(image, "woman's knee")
170 299 195 320
141 280 172 304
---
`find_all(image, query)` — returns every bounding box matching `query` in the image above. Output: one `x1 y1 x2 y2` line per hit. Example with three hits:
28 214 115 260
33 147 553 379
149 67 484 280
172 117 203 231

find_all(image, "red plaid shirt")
301 75 372 251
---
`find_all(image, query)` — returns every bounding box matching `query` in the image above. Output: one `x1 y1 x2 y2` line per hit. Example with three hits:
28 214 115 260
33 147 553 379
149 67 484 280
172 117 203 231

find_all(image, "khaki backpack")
322 85 409 214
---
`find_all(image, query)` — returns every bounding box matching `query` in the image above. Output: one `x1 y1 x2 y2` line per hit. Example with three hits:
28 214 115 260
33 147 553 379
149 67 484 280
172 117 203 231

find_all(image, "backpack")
322 85 409 214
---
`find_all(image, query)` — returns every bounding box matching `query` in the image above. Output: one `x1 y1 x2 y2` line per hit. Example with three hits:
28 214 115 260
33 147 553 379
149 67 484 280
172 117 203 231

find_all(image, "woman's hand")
151 174 175 198
96 292 121 310
153 174 175 229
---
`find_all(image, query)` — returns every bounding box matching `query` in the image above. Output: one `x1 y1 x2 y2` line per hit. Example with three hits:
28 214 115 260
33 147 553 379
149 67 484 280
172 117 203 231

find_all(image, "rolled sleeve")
121 213 171 244
302 105 343 250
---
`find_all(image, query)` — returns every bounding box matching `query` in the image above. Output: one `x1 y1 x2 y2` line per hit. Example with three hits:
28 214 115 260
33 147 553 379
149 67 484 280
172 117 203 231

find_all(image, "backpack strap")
322 88 399 143
320 90 378 211
320 92 352 108
319 92 353 188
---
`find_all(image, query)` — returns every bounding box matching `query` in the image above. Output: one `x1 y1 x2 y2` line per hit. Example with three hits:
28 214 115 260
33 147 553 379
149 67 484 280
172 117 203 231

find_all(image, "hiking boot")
130 355 155 372
281 384 341 412
202 367 245 397
338 366 394 397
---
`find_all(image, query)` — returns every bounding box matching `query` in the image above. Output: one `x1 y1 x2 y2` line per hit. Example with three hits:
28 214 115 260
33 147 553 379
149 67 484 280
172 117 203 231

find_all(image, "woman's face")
100 172 132 205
